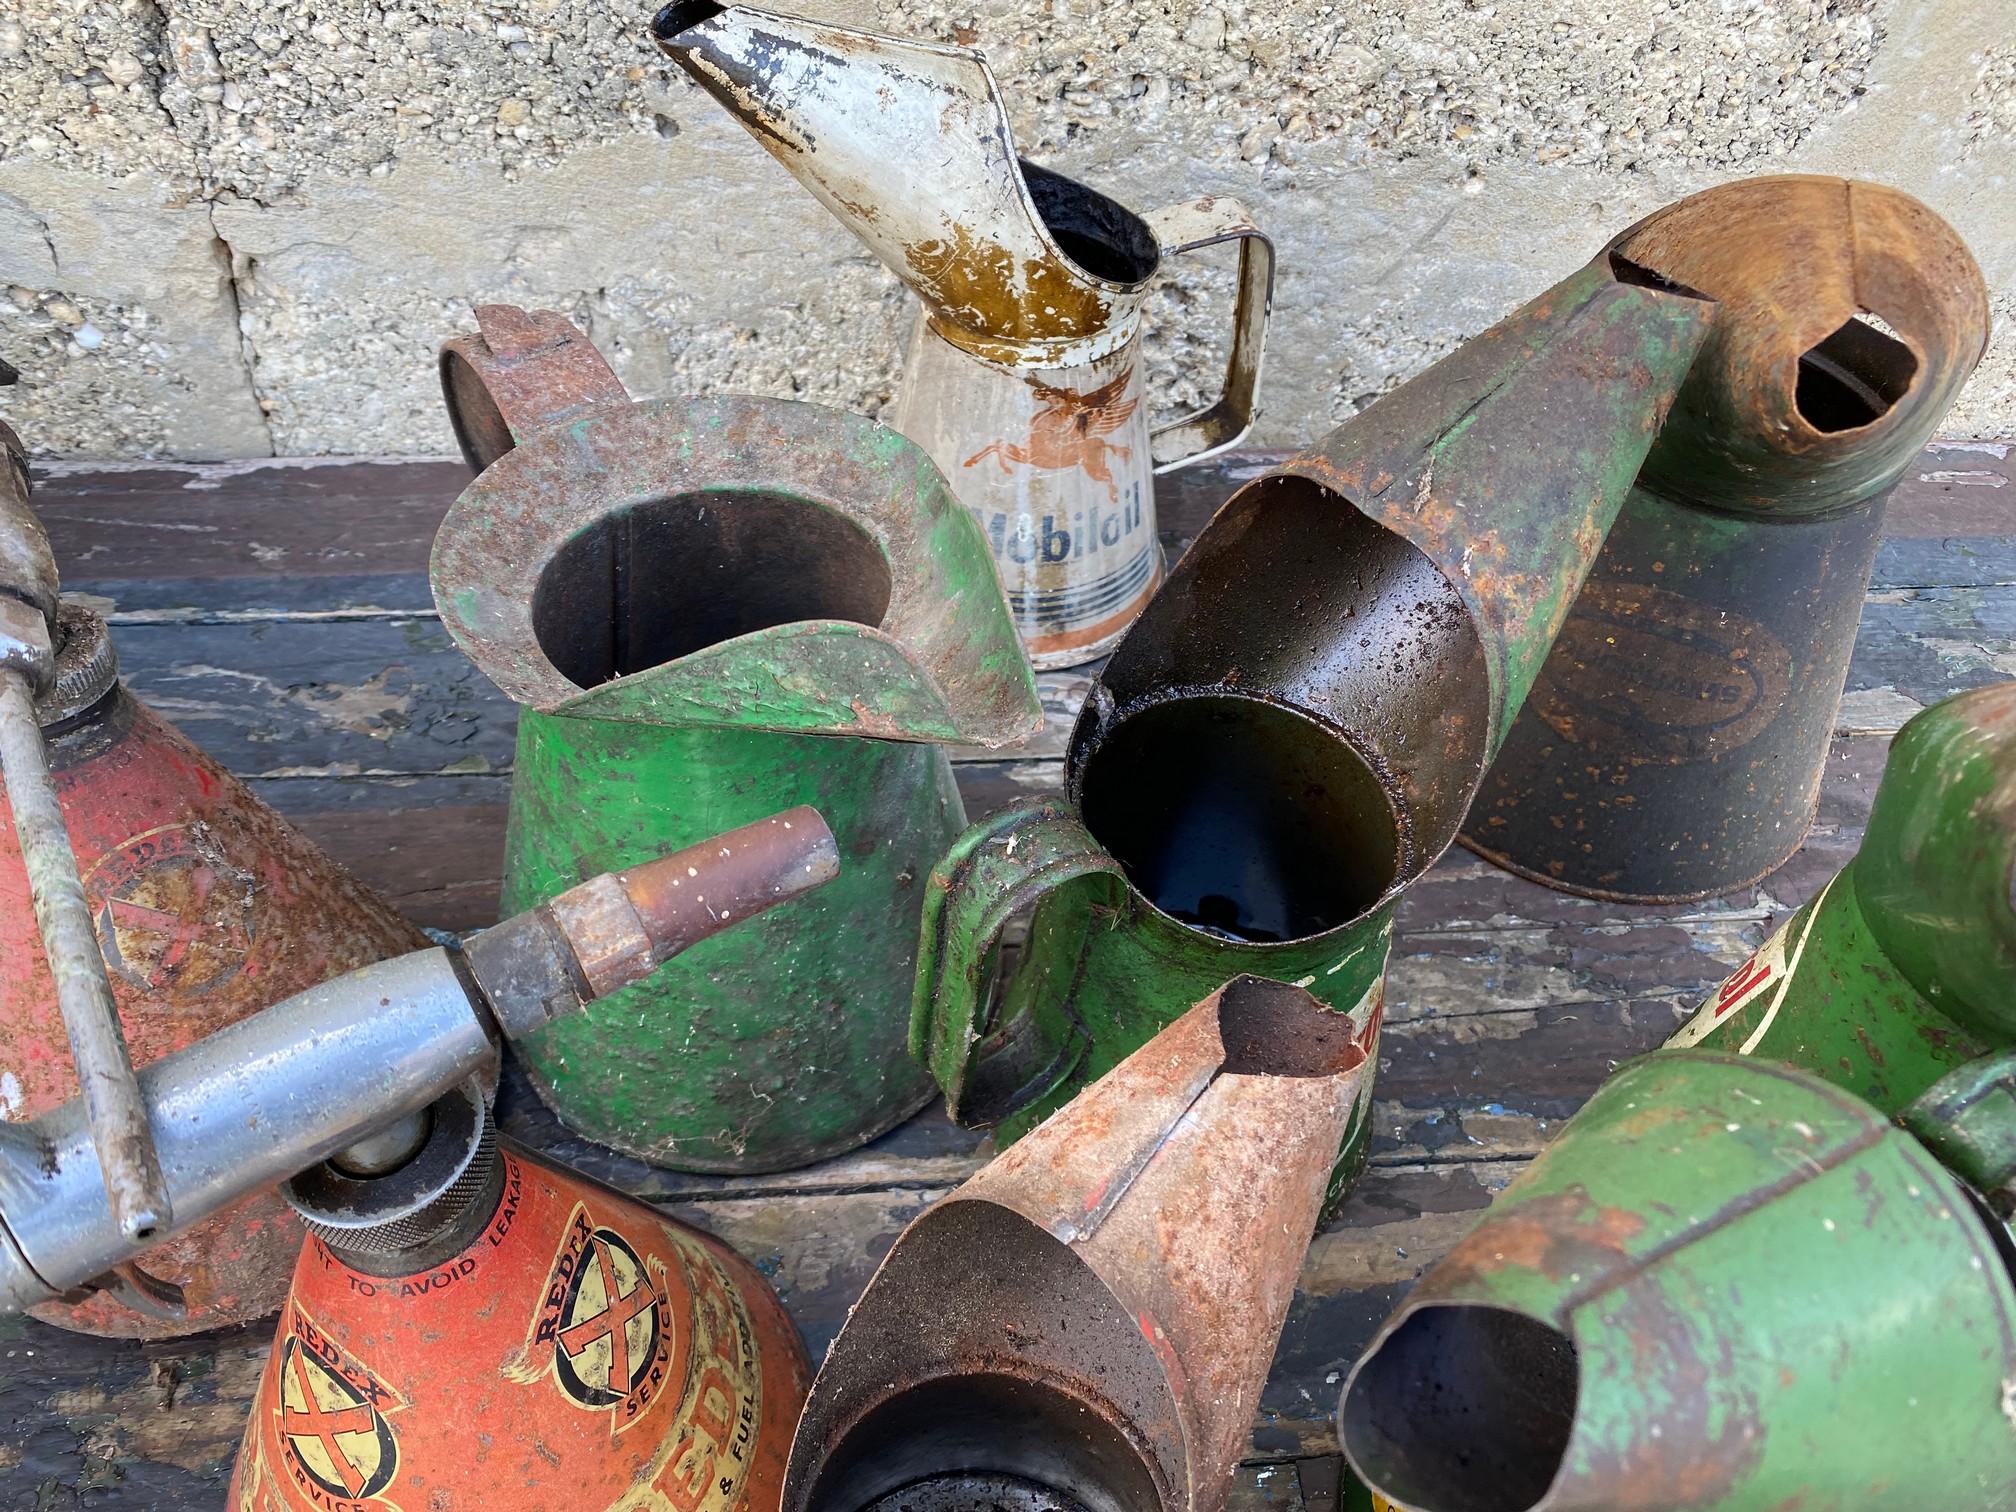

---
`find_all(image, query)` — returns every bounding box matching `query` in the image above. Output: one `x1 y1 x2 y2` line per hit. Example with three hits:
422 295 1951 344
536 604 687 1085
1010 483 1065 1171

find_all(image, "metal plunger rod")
0 388 170 1243
0 805 839 1309
0 671 169 1242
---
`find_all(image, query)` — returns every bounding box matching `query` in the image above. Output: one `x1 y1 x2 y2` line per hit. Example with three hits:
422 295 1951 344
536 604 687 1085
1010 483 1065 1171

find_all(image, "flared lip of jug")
429 392 1042 747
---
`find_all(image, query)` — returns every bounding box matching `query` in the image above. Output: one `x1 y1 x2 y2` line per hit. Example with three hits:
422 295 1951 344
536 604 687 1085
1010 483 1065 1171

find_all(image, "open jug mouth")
1018 160 1159 289
1076 467 1494 944
1793 314 1918 435
1074 693 1404 944
531 489 893 688
800 1372 1163 1512
1340 1304 1579 1512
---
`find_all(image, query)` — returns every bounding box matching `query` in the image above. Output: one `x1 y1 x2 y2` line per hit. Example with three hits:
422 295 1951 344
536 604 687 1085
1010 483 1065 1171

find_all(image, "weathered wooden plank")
109 617 516 779
68 574 1976 802
29 457 458 576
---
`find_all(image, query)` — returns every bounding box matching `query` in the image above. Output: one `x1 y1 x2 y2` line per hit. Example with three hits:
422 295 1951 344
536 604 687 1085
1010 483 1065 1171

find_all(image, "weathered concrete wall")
1 0 2011 458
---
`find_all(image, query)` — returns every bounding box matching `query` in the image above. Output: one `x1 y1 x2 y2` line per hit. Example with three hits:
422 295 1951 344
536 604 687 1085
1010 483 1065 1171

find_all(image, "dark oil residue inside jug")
1077 696 1400 943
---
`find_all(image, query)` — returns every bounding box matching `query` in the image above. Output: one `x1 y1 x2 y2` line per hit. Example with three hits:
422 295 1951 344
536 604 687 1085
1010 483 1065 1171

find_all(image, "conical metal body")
0 607 427 1337
792 977 1374 1512
913 253 1710 1192
231 1082 809 1512
653 3 1275 666
434 306 1039 1172
1462 176 1992 901
1340 1052 2016 1512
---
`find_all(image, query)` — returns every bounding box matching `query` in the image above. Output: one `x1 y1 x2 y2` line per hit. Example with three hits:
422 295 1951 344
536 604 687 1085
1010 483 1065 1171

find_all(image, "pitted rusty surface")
1611 176 1990 515
791 978 1368 1512
438 304 628 473
592 804 839 982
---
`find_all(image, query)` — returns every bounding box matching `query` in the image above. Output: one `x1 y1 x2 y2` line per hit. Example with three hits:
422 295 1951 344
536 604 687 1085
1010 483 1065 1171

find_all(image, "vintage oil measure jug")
435 305 1040 1172
1339 1052 2016 1512
0 399 427 1339
1462 176 1992 901
914 246 1712 1184
1671 679 2016 1111
788 977 1372 1512
0 807 835 1512
653 2 1275 667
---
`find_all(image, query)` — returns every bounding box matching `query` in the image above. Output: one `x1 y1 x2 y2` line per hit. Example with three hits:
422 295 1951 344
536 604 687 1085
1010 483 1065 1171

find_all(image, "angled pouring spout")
653 2 1278 667
788 976 1375 1512
1461 177 1992 902
909 253 1709 1215
654 0 1162 372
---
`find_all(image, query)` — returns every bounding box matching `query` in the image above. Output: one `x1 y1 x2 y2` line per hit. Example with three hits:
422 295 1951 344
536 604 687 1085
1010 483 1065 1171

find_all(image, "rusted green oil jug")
1462 176 1991 902
1672 679 2016 1209
915 250 1712 1204
1340 1051 2016 1512
433 306 1040 1172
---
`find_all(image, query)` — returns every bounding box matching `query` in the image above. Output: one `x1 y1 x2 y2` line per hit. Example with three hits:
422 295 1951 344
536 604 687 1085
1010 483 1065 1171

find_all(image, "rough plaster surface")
0 0 2012 458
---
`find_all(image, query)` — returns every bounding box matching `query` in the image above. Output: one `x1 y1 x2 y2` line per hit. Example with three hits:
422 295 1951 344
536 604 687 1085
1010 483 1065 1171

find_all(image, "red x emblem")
558 1235 659 1395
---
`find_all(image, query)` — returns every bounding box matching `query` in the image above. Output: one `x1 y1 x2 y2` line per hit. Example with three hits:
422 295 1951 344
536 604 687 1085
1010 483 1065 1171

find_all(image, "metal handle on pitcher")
911 798 1121 1126
1141 196 1276 472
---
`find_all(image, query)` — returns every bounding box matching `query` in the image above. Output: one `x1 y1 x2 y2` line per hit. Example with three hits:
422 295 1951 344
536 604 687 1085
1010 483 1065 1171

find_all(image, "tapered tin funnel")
1071 258 1712 930
789 976 1376 1512
1340 1052 2016 1512
1670 681 2016 1117
1462 177 1992 901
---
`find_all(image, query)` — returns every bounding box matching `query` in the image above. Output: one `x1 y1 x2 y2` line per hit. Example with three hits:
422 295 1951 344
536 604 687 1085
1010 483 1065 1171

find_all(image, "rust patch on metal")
785 977 1372 1512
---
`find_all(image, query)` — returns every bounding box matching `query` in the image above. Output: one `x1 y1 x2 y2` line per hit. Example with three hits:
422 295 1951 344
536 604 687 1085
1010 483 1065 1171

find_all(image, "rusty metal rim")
1454 813 1818 906
430 393 1025 735
1069 683 1428 943
797 1350 1177 1512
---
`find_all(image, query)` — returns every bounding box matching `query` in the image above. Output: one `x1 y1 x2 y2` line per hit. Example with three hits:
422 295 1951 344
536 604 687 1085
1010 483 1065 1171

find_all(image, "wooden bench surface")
2 441 2012 1508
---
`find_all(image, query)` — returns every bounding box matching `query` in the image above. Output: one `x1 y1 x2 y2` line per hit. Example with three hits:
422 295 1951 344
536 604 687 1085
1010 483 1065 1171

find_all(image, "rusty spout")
787 976 1378 1512
1462 177 1993 901
545 805 840 999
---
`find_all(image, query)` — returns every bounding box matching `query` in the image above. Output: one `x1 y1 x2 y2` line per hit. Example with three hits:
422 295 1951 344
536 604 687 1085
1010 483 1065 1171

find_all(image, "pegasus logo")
964 371 1139 501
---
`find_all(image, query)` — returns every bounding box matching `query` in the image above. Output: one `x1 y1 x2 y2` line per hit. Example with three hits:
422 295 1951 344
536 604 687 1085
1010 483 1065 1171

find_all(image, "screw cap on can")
35 603 118 728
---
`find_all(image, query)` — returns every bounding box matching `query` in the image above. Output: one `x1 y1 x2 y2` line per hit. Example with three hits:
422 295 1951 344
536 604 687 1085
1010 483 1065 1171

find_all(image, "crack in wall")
205 217 275 458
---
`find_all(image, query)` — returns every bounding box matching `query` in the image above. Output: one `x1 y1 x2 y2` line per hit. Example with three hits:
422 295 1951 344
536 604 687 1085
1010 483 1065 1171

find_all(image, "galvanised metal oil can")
433 307 1040 1174
653 2 1274 668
